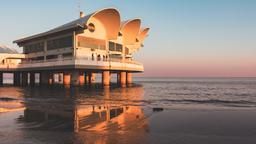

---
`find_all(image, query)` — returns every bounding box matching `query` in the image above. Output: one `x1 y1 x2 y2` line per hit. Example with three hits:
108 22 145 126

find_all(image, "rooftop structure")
0 45 25 71
0 45 18 54
0 8 149 86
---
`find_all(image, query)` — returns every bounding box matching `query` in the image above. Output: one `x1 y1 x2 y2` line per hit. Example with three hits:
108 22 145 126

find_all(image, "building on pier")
0 45 24 69
0 8 149 86
0 46 25 85
19 86 146 134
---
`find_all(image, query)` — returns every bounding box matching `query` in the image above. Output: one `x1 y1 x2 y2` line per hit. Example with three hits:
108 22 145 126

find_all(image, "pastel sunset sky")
1 0 255 77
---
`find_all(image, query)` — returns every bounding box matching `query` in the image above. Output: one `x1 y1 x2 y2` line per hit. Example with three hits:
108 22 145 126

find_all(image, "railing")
20 57 143 66
110 58 143 66
1 57 143 71
0 64 20 69
21 57 74 64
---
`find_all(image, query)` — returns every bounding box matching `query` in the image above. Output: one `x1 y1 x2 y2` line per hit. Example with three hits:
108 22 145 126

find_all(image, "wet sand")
1 108 256 144
1 78 256 144
146 109 256 144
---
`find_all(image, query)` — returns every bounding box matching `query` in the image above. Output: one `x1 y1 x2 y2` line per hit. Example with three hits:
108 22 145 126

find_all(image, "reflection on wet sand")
15 85 148 143
0 87 25 112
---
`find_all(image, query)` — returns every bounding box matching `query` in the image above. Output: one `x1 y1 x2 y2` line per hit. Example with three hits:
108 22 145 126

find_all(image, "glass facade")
109 42 115 51
24 42 44 54
109 42 123 52
77 36 105 50
47 36 73 50
23 36 73 54
78 42 105 50
116 44 122 52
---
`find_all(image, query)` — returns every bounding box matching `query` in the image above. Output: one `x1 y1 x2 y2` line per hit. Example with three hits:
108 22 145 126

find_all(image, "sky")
0 0 256 77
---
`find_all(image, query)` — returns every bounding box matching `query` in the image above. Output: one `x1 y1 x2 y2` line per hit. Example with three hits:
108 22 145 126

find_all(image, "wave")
167 92 254 97
155 99 256 107
0 97 17 101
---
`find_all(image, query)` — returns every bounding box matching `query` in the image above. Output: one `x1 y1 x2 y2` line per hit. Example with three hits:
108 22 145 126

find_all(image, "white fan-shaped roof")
120 19 141 45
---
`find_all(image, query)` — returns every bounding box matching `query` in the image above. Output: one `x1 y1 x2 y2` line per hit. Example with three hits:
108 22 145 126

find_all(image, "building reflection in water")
0 87 25 112
17 85 148 143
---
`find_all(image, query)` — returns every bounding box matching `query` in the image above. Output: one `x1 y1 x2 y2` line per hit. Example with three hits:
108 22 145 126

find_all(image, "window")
77 36 105 50
24 42 44 54
88 23 95 32
109 42 123 52
116 44 122 52
109 42 115 51
47 36 73 50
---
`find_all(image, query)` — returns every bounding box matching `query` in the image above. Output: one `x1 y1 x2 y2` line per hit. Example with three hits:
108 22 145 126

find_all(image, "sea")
0 77 256 144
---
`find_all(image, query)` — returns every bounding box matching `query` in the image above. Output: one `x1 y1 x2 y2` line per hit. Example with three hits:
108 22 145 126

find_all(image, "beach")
0 78 256 144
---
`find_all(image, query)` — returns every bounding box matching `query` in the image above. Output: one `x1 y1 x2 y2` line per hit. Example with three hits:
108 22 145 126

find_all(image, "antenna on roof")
77 0 80 12
77 0 85 18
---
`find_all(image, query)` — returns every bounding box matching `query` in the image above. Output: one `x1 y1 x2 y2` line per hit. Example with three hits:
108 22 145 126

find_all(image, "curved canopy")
137 28 150 44
14 8 121 44
87 8 121 40
120 19 141 45
14 7 149 50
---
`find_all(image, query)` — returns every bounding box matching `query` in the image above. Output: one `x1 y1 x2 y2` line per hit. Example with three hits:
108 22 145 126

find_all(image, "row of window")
77 36 106 50
109 42 123 52
24 42 44 54
47 36 73 50
78 42 105 50
23 36 128 55
23 36 73 54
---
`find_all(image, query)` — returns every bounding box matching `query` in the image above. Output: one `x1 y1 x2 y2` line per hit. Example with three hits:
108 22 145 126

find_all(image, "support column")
85 72 89 85
102 71 110 86
0 72 3 86
22 72 28 86
117 73 120 85
30 72 35 86
40 71 51 85
14 72 21 86
58 73 63 83
79 71 85 85
63 72 71 85
71 71 80 86
120 71 126 87
49 73 53 84
88 72 96 84
126 72 133 85
91 73 96 83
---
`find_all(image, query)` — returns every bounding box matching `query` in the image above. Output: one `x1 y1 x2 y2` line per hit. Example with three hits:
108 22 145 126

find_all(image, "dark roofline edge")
13 24 85 45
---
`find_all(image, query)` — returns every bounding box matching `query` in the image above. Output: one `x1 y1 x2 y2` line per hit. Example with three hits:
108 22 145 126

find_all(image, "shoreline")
1 108 256 144
0 107 25 113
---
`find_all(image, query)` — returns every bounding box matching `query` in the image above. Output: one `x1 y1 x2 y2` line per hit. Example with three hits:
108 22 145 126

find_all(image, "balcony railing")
0 64 20 69
20 57 143 66
0 56 143 72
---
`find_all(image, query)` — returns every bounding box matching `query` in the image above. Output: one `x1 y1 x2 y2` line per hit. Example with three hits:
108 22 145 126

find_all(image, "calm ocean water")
1 77 256 109
136 77 256 109
0 77 256 144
